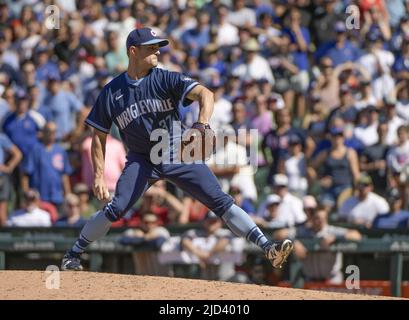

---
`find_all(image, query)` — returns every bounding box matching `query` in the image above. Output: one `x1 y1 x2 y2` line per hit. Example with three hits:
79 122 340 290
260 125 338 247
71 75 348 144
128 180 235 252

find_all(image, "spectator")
178 194 210 224
207 80 232 130
392 34 409 82
84 69 111 109
22 122 72 208
252 193 286 228
257 174 307 227
207 124 257 201
312 0 345 46
396 80 409 122
7 189 51 227
269 33 302 108
81 133 126 194
121 212 171 276
262 108 314 185
339 174 390 227
353 106 379 147
0 132 22 226
2 90 45 162
247 257 270 285
229 185 256 215
277 134 308 198
216 5 240 47
309 125 360 209
231 38 274 85
360 122 390 194
105 31 128 74
279 205 362 284
181 11 211 58
358 31 394 80
226 0 256 28
302 195 318 228
251 95 274 158
311 57 340 111
325 84 358 129
315 21 361 66
281 7 311 118
73 183 96 219
181 211 234 280
55 193 87 227
120 212 170 249
136 181 184 226
386 125 409 179
372 188 409 229
384 97 406 145
361 6 392 41
41 73 85 141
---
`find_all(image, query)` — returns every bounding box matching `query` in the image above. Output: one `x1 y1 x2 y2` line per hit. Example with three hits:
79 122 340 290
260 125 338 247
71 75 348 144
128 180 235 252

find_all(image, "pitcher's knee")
209 194 234 218
102 200 128 222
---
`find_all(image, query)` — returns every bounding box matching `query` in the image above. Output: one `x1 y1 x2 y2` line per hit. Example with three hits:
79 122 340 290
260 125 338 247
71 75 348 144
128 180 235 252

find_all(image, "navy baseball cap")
126 28 169 49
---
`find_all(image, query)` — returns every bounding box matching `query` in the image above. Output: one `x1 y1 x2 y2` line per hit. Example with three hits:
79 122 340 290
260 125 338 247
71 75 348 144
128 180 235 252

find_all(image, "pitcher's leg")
62 156 157 270
164 163 293 268
164 165 268 247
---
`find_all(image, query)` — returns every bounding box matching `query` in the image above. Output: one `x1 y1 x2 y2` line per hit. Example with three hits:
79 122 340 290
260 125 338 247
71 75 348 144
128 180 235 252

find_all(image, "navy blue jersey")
85 68 199 155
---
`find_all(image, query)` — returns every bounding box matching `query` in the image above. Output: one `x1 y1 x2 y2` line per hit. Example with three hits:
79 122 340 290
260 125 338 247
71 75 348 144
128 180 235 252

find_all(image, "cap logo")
150 30 157 37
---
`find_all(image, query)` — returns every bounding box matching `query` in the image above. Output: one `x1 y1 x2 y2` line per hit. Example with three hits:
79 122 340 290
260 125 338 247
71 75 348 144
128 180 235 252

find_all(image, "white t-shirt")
339 192 389 226
358 50 395 77
353 123 379 147
386 115 406 146
284 154 308 196
217 22 239 46
227 8 256 27
207 141 257 201
396 100 409 122
258 192 307 227
354 96 377 111
387 140 409 173
209 98 232 130
372 74 396 102
232 55 274 84
7 208 52 227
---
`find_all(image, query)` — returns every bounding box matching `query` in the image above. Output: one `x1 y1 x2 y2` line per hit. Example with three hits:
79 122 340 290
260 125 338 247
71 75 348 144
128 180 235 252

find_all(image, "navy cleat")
265 239 294 269
61 251 84 271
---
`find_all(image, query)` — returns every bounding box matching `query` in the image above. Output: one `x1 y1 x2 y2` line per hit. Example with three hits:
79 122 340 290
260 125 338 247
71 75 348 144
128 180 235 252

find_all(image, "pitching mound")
0 271 400 300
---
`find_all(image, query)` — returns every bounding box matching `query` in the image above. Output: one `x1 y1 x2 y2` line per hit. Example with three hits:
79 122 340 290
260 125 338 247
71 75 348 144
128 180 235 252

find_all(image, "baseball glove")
180 122 216 162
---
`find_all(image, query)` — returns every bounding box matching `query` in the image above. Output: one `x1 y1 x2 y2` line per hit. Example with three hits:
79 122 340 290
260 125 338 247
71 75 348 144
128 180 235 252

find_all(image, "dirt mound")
0 271 400 300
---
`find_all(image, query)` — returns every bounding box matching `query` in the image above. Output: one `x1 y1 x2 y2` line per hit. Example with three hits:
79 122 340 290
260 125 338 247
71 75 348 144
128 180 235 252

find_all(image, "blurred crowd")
0 0 408 247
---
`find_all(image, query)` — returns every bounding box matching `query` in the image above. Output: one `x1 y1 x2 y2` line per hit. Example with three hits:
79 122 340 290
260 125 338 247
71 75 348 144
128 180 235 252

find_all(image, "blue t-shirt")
372 211 409 229
85 68 199 158
41 90 83 140
181 27 210 57
240 198 256 215
282 27 310 71
24 143 73 205
316 40 361 66
35 62 59 82
392 55 409 73
2 112 43 157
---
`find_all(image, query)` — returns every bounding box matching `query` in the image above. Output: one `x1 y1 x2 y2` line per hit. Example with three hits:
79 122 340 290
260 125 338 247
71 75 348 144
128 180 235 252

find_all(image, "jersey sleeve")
84 89 112 134
166 71 199 107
